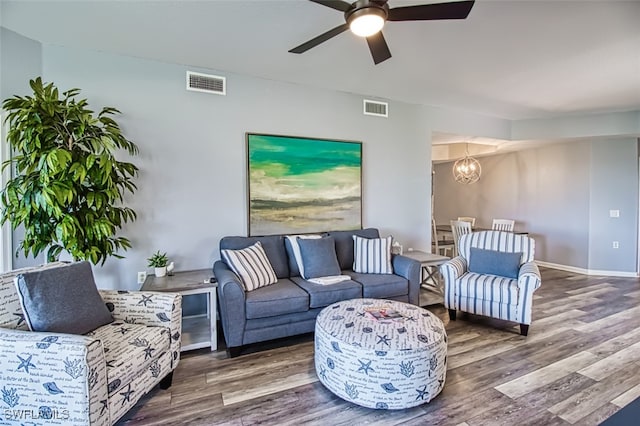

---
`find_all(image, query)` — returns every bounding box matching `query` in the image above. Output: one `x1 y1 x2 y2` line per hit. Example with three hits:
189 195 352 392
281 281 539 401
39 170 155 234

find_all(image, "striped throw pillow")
221 241 277 291
353 235 393 274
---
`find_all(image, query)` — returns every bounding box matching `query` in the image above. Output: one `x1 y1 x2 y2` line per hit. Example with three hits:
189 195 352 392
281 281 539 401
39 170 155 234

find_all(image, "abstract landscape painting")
247 133 362 236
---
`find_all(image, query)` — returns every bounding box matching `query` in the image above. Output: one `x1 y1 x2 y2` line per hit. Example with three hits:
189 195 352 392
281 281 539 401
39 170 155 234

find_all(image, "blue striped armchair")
440 231 541 336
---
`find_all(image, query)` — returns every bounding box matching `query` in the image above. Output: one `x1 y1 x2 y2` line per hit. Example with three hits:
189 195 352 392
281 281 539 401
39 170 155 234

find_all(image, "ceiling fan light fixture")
348 8 386 37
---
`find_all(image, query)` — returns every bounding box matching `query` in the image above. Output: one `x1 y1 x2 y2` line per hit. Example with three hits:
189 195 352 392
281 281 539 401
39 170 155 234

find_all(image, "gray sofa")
213 228 421 357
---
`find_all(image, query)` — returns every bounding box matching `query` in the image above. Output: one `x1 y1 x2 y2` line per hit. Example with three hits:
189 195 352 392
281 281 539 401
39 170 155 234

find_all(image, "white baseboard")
536 260 639 278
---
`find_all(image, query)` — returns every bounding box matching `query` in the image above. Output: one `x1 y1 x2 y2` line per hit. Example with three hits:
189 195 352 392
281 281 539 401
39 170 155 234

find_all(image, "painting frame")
246 133 363 236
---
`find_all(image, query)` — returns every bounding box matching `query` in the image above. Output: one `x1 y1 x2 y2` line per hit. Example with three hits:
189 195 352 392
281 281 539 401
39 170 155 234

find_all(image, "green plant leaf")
1 77 139 265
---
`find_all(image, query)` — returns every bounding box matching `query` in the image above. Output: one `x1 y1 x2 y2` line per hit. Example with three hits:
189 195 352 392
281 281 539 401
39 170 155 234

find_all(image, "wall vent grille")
363 99 388 117
186 71 226 95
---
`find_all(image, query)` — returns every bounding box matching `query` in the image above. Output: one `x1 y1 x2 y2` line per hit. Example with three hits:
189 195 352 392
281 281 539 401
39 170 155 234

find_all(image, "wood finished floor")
118 267 640 425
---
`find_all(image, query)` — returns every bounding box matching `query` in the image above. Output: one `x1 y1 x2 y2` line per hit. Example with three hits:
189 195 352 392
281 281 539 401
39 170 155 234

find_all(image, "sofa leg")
159 372 173 390
520 324 529 336
448 309 456 321
226 346 242 358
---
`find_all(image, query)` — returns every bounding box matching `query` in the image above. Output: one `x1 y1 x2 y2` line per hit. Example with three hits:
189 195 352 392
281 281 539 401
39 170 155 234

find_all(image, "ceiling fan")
289 0 475 65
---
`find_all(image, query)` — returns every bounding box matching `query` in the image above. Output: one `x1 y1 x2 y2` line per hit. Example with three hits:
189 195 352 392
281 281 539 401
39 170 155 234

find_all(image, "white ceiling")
1 1 639 126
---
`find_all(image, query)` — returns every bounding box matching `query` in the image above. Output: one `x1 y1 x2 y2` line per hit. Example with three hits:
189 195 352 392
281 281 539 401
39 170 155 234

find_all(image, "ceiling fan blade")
388 0 475 21
289 23 350 54
309 0 352 12
366 32 392 65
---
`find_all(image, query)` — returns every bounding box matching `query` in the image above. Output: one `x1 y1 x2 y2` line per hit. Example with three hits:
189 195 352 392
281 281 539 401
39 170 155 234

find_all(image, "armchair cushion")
458 272 518 301
0 262 68 330
298 236 341 279
15 261 113 335
468 247 522 279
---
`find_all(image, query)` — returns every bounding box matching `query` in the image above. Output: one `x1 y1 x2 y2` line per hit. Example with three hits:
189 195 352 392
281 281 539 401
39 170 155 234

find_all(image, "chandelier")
453 145 481 184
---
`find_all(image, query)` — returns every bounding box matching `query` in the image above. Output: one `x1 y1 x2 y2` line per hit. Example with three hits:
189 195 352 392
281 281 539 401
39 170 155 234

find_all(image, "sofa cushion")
89 321 170 395
469 247 522 279
284 234 322 277
298 236 341 279
348 271 408 299
291 276 362 309
220 235 289 278
353 235 393 274
326 228 380 270
457 272 518 302
245 278 309 319
15 261 114 335
221 241 278 291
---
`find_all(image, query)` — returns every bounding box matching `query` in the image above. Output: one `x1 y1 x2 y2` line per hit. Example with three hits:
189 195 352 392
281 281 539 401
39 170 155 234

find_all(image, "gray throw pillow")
298 236 341 279
468 247 522 279
15 261 114 335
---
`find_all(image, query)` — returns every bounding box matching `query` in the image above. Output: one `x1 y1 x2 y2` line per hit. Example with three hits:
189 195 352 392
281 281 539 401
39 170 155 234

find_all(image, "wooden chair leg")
520 324 529 336
448 309 456 321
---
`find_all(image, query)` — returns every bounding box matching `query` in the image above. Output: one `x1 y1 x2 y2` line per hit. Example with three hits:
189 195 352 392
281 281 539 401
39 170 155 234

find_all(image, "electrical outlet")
613 241 619 249
137 271 147 284
610 209 620 218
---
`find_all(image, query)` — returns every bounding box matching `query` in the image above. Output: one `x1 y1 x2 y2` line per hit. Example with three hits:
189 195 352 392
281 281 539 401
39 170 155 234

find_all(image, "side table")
402 250 450 304
142 269 217 352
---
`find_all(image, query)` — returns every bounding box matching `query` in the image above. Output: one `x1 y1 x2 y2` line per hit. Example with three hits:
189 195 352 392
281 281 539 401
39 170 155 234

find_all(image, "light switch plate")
610 209 620 218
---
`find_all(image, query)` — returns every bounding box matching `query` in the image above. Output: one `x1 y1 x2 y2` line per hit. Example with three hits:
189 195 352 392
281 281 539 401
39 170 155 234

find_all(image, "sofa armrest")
440 256 468 310
0 329 110 425
213 260 247 348
99 290 182 368
392 254 421 305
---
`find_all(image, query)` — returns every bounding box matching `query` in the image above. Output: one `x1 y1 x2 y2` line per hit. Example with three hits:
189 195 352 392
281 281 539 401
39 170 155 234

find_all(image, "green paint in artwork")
247 133 362 234
249 134 361 177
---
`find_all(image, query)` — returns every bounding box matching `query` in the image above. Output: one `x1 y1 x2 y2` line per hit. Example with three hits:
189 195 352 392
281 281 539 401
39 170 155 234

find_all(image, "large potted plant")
1 77 139 264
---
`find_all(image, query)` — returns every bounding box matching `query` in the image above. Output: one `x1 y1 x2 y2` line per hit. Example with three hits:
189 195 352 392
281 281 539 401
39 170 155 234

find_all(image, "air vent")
363 99 388 117
186 71 226 95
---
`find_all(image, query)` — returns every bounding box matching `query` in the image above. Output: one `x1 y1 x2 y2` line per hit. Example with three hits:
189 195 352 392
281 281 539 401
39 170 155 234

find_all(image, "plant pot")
155 266 167 277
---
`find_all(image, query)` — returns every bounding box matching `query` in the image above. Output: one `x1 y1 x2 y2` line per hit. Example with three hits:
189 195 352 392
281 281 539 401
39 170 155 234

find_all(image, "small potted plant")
147 251 169 277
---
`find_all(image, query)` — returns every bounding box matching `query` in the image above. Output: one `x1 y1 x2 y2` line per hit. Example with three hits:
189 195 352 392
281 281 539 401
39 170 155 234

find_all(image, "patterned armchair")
440 231 541 336
0 262 182 425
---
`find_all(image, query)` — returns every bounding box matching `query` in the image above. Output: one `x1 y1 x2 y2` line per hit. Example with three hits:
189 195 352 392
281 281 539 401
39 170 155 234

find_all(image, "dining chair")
432 218 454 257
450 220 472 257
492 218 515 232
457 216 476 227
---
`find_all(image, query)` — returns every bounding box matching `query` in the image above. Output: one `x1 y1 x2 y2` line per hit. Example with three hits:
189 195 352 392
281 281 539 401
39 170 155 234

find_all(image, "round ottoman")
314 298 447 410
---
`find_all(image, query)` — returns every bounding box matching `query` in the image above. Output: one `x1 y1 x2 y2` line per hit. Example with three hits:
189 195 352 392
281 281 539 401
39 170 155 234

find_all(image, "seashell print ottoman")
314 298 447 409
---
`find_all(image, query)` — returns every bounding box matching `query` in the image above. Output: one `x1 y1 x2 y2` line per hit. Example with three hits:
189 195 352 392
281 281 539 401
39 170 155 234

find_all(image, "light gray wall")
42 45 432 289
0 28 45 269
434 138 638 272
512 111 640 140
4 29 639 283
588 138 638 272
